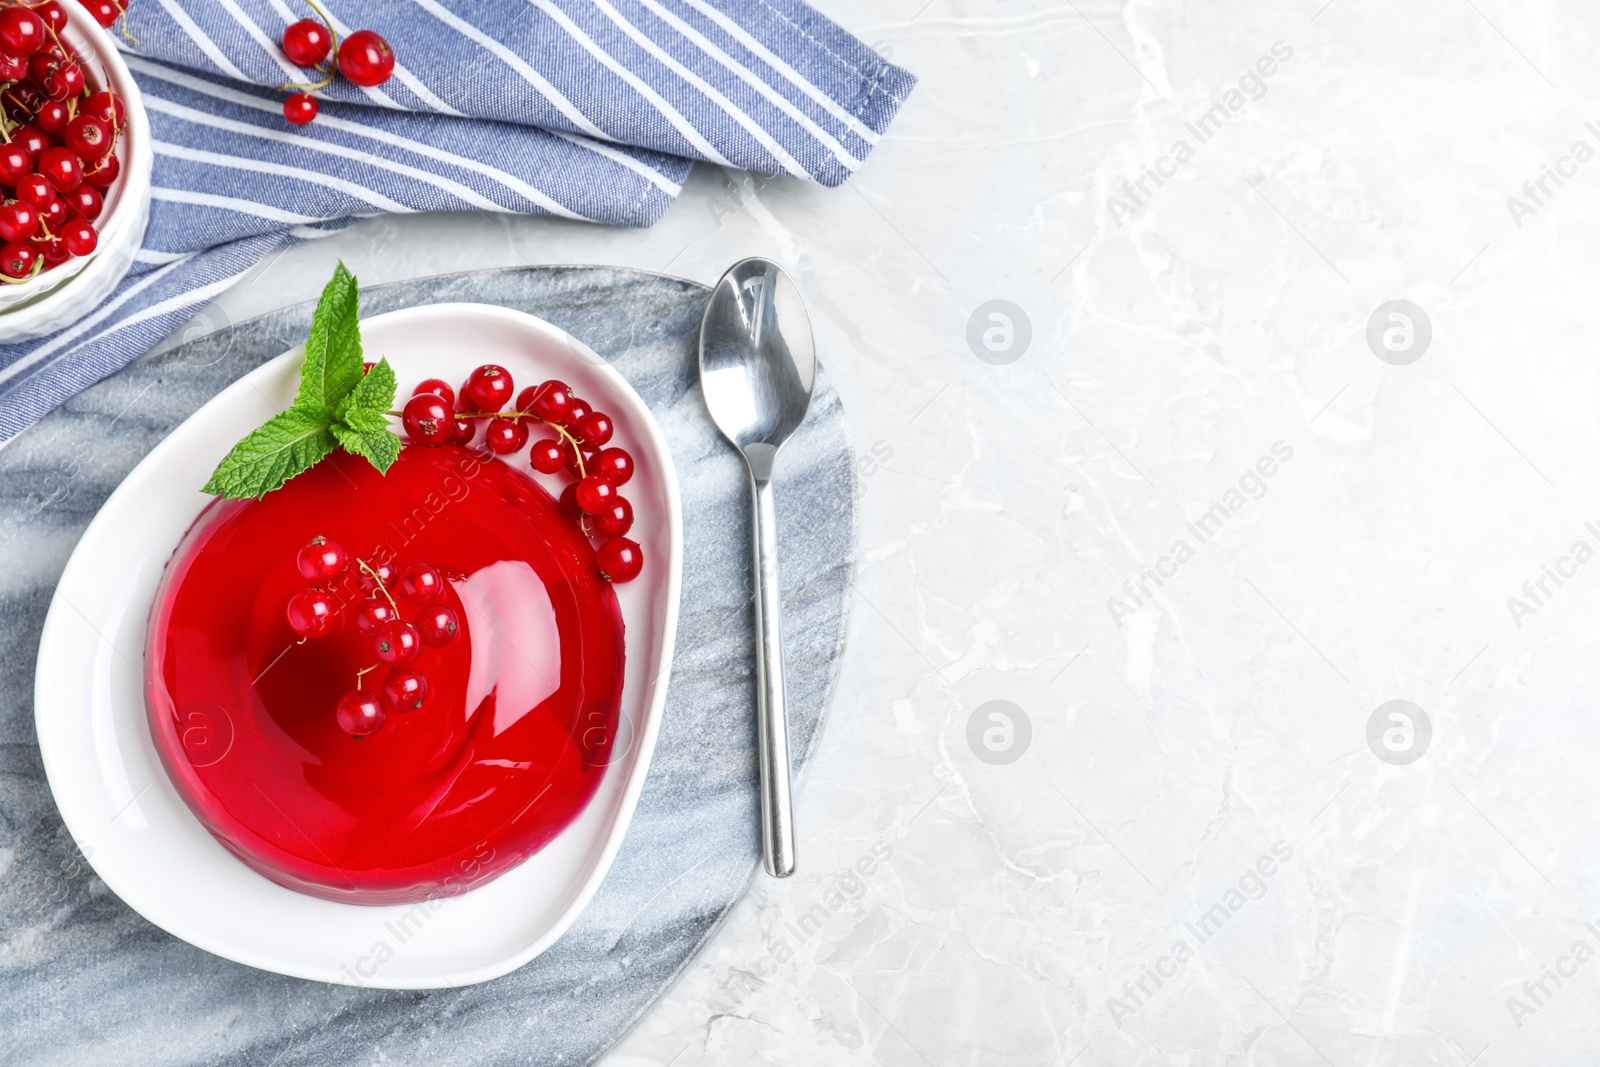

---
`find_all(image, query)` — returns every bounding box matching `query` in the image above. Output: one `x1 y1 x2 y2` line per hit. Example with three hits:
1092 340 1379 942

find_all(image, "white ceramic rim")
0 0 151 307
34 303 684 987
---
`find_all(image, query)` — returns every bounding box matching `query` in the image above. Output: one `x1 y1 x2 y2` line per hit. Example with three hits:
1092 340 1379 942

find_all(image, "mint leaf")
335 357 396 421
296 261 363 412
202 407 338 499
338 407 391 434
331 420 401 475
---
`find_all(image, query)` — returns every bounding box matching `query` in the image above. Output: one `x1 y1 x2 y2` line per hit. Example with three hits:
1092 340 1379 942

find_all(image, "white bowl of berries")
0 0 151 340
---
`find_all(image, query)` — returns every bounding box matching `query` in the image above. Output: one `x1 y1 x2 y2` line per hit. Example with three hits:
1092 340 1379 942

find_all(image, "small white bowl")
0 0 152 341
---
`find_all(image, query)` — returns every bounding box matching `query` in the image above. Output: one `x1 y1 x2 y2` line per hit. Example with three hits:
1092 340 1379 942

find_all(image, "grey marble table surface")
0 266 856 1066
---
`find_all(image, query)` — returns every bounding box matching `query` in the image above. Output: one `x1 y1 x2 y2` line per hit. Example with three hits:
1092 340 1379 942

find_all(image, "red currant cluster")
0 1 122 279
277 3 394 126
285 535 460 738
400 365 645 583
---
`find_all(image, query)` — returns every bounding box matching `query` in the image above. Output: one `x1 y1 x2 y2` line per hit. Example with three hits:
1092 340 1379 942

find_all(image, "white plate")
34 303 682 988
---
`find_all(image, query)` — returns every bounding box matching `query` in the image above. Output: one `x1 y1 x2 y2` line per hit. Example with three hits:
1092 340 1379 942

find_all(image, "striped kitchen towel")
0 0 915 441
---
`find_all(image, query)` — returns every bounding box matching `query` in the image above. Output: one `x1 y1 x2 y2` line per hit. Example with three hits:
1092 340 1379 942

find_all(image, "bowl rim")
0 0 150 302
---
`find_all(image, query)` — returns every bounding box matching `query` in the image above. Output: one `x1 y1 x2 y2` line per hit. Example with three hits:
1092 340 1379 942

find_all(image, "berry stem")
354 662 380 690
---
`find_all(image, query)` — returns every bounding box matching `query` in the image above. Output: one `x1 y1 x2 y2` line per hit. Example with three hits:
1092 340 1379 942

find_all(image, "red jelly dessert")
145 444 625 904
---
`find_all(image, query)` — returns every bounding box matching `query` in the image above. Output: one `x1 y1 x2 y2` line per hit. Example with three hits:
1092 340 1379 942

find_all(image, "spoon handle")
750 473 796 877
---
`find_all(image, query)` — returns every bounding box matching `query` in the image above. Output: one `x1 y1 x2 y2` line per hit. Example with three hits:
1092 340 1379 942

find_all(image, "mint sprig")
203 263 403 499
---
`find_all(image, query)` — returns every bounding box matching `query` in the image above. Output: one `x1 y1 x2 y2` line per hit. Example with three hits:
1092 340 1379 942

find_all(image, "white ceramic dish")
0 0 153 335
34 303 682 988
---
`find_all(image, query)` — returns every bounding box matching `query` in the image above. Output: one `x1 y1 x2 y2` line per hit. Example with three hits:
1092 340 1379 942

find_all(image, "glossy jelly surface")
145 445 624 904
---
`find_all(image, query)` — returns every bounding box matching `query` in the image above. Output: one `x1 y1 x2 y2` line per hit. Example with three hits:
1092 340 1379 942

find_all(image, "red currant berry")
282 93 318 126
413 377 455 407
34 100 68 135
15 175 51 210
529 438 564 474
416 605 460 646
337 29 395 87
485 416 528 454
354 597 396 634
79 0 120 27
82 91 124 129
335 690 386 737
32 57 83 100
0 143 29 184
0 7 46 57
449 414 476 445
381 670 429 712
38 196 66 230
562 440 594 476
565 398 590 427
576 411 613 447
10 124 48 162
514 385 537 412
0 242 36 279
357 559 396 593
32 233 65 267
34 2 66 35
287 588 338 638
593 496 634 537
64 185 102 221
296 535 348 583
374 619 421 665
460 364 513 412
558 482 583 520
398 561 443 602
595 537 644 582
0 51 25 83
61 219 95 258
281 19 332 66
64 114 112 161
575 474 615 514
82 153 118 189
594 447 634 485
402 391 453 446
37 147 81 191
0 202 37 243
530 380 573 423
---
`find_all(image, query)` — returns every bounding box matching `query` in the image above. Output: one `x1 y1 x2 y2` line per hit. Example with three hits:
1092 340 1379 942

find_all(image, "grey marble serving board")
0 267 855 1066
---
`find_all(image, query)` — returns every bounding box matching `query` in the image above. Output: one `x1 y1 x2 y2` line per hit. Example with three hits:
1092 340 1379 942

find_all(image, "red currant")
416 605 460 646
530 380 573 424
0 52 24 82
64 115 112 160
514 385 537 412
34 2 66 34
0 202 37 243
576 411 613 447
355 597 397 634
34 100 68 135
596 537 644 582
575 474 615 514
593 496 634 537
414 377 455 407
38 195 66 230
398 561 443 602
32 233 65 267
15 174 51 208
374 619 421 665
335 690 386 737
402 391 453 446
283 93 318 126
357 559 396 593
82 91 124 129
529 438 564 474
60 219 96 257
0 242 35 279
449 415 476 445
282 19 332 66
558 482 583 520
460 364 513 412
338 29 395 86
566 398 591 427
0 7 45 57
381 670 428 712
485 416 528 454
82 153 118 189
594 447 634 485
37 147 81 191
287 588 338 637
65 185 102 221
296 535 348 583
562 440 594 476
32 56 83 100
0 143 29 184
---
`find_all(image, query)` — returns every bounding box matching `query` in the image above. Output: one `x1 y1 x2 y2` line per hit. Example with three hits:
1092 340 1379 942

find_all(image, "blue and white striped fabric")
0 0 914 441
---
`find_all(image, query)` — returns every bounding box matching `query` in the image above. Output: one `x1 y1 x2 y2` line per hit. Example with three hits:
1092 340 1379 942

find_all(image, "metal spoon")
698 258 816 879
